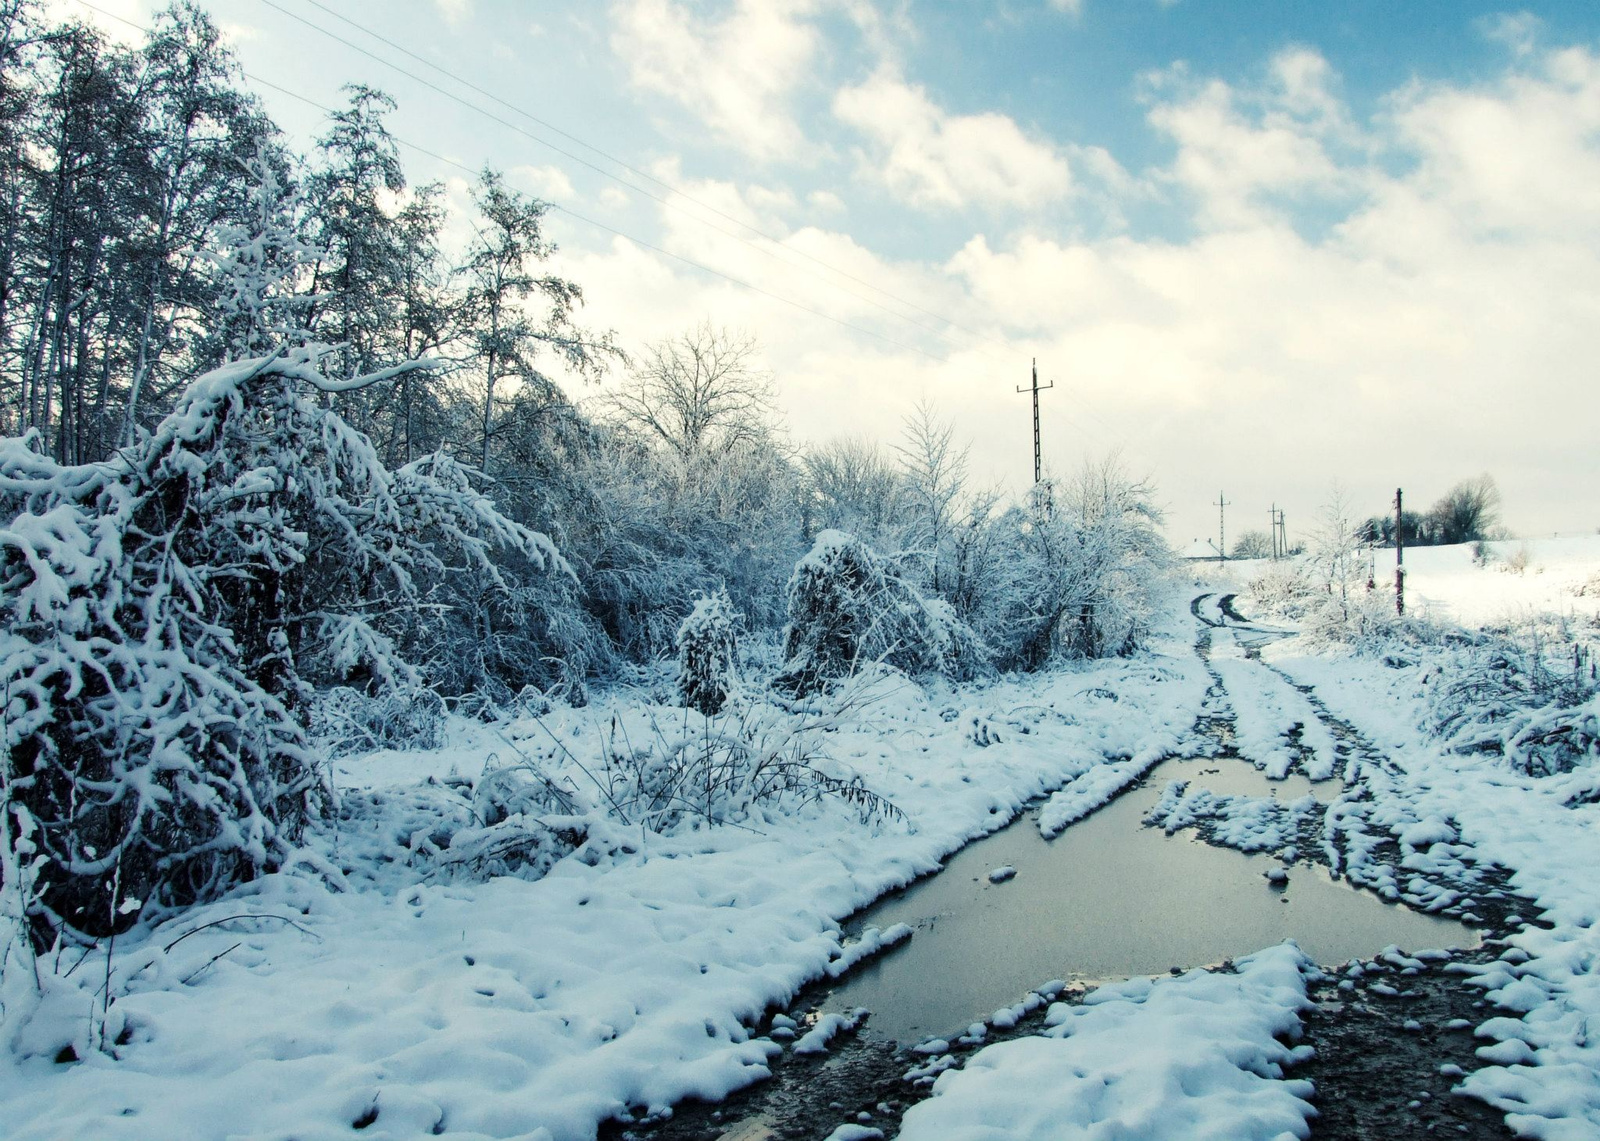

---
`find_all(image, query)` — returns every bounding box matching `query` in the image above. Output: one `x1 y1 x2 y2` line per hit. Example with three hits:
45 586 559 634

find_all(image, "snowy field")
1226 535 1600 627
0 603 1214 1141
10 544 1600 1140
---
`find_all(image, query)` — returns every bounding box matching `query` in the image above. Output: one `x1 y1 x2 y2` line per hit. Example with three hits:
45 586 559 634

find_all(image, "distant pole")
1015 359 1054 485
1216 491 1230 562
1395 488 1405 616
1270 504 1279 560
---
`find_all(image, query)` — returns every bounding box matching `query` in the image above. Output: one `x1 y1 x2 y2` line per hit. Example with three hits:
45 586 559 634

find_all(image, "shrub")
774 530 984 695
676 590 740 715
0 349 561 944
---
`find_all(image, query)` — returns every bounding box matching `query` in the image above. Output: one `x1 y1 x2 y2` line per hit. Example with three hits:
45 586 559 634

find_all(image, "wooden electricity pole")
1395 488 1405 616
1216 491 1230 562
1015 359 1053 485
1269 504 1279 559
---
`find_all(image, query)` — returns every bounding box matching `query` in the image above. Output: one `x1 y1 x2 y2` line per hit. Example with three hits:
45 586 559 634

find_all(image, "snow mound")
897 943 1315 1141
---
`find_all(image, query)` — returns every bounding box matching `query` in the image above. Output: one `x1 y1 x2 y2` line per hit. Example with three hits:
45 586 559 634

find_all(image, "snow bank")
1145 781 1316 855
896 943 1316 1141
1267 638 1600 1138
1035 657 1212 837
1211 632 1339 781
0 609 1211 1141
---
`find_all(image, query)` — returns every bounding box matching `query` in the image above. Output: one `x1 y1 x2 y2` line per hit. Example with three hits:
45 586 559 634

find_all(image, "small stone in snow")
1264 868 1289 886
911 1038 949 1055
1403 1019 1422 1032
988 866 1017 884
1440 1063 1466 1077
1444 1019 1473 1031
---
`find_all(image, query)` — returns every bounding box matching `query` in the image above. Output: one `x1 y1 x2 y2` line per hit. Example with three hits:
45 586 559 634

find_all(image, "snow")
1233 536 1600 628
1240 537 1600 1140
15 538 1600 1140
0 594 1215 1141
1209 630 1340 781
896 943 1316 1141
1145 780 1316 856
1397 537 1600 627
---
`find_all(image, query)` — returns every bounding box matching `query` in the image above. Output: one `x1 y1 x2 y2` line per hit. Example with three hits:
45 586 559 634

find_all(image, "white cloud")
513 164 577 203
1048 0 1085 16
433 0 471 27
808 189 847 213
1141 50 1364 229
599 186 631 210
609 0 823 161
44 0 147 43
1478 11 1542 57
544 42 1600 542
833 70 1073 210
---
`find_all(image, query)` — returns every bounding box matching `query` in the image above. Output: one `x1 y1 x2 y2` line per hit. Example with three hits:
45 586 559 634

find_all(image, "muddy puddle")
819 755 1478 1044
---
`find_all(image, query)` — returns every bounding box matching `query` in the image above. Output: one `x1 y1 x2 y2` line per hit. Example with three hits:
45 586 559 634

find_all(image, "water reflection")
822 756 1476 1043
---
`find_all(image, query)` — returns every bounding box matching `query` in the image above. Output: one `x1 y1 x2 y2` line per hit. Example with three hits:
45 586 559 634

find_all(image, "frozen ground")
9 543 1600 1140
0 602 1212 1141
1228 535 1600 628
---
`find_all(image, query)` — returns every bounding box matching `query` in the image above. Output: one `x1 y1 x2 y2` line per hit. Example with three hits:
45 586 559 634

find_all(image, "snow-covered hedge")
774 530 985 695
0 349 562 944
676 589 740 715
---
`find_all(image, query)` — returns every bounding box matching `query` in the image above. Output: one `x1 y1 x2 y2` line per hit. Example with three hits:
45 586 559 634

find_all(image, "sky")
66 0 1600 547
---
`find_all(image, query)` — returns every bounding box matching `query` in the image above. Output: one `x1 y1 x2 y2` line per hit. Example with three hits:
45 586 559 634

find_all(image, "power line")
297 0 1018 359
70 0 1114 448
233 74 952 363
255 0 1007 363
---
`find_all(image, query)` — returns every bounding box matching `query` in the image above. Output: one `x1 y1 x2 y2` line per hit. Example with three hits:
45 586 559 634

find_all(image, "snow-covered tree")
973 458 1171 669
676 589 739 715
895 400 968 594
802 435 905 550
0 346 564 943
775 529 985 695
461 168 613 476
207 148 321 363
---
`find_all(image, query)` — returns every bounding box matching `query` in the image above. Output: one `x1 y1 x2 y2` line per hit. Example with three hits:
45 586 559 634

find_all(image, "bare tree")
802 434 904 546
601 322 776 468
1429 473 1502 546
1231 529 1273 559
896 399 968 592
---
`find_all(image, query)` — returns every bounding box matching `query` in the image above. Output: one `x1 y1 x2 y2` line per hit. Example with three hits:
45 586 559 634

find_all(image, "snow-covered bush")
971 462 1172 669
310 685 446 757
676 590 740 715
592 696 902 832
1423 620 1600 775
1245 560 1321 621
774 530 985 696
0 348 563 943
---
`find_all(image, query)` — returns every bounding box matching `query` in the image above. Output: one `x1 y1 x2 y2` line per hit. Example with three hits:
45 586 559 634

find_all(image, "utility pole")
1216 491 1230 562
1395 488 1405 616
1015 359 1053 486
1269 504 1279 560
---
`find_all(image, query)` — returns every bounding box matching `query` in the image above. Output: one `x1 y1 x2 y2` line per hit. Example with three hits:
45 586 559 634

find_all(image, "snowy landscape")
4 2 1600 1140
